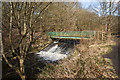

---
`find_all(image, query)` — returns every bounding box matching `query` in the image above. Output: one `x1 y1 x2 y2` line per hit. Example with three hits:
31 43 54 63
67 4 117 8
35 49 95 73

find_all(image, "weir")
36 41 74 62
36 31 96 62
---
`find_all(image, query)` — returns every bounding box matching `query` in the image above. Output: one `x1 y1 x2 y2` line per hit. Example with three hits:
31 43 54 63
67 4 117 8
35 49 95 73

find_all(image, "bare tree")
2 2 52 79
93 0 118 26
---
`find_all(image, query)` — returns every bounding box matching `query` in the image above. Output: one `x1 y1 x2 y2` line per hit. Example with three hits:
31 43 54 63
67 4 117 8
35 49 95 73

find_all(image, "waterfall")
36 41 74 62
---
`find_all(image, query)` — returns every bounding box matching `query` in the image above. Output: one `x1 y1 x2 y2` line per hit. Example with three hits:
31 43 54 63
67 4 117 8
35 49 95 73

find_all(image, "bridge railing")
46 31 96 39
46 31 109 41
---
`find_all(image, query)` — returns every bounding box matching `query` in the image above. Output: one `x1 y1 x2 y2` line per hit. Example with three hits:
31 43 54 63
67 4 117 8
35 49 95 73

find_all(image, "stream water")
35 41 75 62
2 40 80 79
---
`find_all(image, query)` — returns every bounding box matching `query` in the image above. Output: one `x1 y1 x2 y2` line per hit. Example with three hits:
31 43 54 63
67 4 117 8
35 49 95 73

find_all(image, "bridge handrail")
46 31 96 37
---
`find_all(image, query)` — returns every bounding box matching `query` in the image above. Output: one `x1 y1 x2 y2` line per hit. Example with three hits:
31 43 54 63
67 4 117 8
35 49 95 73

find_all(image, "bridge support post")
97 32 99 40
102 32 103 41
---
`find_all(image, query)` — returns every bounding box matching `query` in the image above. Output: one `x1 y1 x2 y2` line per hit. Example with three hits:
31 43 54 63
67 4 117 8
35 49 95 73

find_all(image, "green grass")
106 46 112 54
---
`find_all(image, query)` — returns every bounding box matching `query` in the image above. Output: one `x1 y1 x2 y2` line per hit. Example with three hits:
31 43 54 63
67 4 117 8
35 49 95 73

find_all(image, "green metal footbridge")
46 31 96 40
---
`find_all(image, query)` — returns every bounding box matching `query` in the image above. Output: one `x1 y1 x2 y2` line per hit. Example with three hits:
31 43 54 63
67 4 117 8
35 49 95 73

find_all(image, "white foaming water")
36 43 68 61
53 41 58 43
48 45 58 53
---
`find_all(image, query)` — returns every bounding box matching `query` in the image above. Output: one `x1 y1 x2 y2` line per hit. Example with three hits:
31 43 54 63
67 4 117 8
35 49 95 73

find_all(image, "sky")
81 0 119 9
81 1 119 16
81 2 98 9
81 2 93 9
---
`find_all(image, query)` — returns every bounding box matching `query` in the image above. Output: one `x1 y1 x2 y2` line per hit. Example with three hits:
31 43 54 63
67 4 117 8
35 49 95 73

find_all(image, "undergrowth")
35 40 118 79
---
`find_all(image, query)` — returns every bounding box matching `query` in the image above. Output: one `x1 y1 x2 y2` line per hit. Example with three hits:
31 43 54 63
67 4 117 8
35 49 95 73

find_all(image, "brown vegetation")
2 1 119 79
36 40 118 78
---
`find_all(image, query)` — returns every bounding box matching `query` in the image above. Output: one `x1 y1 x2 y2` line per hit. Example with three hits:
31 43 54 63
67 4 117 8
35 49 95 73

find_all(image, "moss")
37 67 42 72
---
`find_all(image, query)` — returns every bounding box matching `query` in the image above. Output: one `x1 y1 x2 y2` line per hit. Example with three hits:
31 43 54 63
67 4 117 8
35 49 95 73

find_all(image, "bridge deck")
50 36 90 39
46 31 96 40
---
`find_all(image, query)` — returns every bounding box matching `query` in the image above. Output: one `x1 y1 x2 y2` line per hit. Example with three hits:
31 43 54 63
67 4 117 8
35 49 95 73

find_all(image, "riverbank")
36 39 118 79
2 38 119 79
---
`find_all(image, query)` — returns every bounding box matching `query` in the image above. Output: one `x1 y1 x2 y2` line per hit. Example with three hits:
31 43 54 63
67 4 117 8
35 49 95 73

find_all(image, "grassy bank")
35 39 118 79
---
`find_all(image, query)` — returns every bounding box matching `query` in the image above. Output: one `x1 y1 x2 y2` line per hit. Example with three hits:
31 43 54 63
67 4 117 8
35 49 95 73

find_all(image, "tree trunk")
20 57 25 80
20 74 25 80
23 2 27 35
18 3 21 36
9 2 15 53
29 3 33 43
